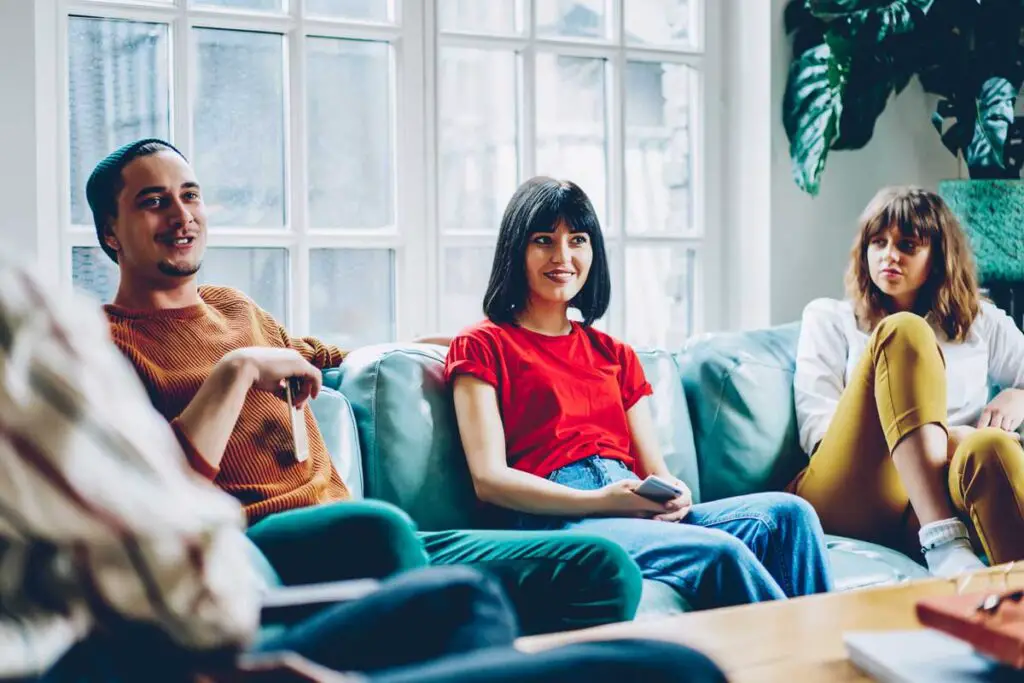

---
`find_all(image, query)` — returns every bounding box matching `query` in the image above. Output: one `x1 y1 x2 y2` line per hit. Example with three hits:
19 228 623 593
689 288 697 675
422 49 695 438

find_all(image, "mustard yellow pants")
789 312 1024 564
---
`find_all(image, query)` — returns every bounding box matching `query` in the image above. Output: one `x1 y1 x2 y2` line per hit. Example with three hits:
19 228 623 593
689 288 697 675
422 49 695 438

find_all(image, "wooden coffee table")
518 568 1024 682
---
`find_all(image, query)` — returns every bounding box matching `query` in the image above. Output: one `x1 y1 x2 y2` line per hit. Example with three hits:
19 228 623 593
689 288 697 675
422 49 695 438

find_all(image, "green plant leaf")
965 76 1017 173
832 73 891 150
809 0 935 42
783 42 847 195
932 77 1019 179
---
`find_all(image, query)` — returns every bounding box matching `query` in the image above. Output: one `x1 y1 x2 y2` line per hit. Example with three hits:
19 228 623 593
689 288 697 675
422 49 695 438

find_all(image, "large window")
63 0 711 349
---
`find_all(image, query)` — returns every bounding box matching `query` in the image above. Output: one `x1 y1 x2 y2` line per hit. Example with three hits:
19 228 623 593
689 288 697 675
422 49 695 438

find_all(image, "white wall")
0 0 57 269
766 0 955 325
721 0 772 331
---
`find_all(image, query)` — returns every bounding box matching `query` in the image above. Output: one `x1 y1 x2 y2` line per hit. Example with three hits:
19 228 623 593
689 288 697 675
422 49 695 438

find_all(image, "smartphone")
284 378 310 463
633 475 684 503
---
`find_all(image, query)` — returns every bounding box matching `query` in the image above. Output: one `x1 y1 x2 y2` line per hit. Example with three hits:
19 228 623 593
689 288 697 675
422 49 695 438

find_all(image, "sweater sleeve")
286 333 349 369
794 299 850 456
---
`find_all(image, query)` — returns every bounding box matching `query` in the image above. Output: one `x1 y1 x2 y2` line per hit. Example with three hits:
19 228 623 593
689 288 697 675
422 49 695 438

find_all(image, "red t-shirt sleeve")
445 331 499 388
618 343 653 411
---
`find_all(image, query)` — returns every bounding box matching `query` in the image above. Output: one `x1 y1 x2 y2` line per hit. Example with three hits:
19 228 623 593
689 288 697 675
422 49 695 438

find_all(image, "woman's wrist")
570 488 605 516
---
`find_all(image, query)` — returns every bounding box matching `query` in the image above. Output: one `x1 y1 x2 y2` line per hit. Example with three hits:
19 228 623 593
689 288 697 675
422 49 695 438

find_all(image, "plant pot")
938 179 1024 283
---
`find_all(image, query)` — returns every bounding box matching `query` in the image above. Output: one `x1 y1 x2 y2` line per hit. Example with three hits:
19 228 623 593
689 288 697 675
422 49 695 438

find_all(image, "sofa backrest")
676 323 809 502
333 343 477 530
329 343 702 531
308 385 364 498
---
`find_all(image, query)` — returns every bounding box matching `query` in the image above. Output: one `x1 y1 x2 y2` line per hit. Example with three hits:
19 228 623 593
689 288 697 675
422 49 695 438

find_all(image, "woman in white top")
790 186 1024 577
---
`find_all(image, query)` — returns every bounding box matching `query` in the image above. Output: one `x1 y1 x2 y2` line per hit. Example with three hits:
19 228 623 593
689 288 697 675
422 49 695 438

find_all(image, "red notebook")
916 590 1024 669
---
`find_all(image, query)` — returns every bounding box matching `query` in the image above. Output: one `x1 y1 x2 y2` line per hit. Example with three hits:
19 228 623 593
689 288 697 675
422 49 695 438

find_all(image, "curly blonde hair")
845 186 980 342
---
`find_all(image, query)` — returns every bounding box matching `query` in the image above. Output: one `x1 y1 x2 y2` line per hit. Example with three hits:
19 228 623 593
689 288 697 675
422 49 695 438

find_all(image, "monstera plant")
783 0 1024 196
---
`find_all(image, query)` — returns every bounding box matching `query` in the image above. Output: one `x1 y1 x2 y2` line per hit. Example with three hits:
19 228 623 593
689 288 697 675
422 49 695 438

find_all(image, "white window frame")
429 0 723 340
52 0 723 343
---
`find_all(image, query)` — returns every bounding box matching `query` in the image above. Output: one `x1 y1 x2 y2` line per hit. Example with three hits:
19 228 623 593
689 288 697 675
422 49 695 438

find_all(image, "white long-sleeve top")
794 298 1024 456
0 263 263 678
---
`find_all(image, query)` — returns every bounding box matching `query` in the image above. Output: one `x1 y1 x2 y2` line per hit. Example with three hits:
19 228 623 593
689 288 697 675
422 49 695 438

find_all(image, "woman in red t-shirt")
445 177 832 610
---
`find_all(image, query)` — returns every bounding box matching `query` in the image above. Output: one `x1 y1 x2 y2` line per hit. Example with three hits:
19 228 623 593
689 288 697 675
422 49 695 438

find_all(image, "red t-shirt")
444 319 653 477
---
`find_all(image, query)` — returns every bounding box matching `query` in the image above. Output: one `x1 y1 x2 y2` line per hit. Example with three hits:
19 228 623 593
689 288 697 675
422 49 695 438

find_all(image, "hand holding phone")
633 475 685 503
284 378 310 463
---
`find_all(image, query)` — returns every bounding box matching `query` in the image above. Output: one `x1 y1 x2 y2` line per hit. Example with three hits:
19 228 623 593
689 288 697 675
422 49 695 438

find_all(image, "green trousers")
246 500 642 635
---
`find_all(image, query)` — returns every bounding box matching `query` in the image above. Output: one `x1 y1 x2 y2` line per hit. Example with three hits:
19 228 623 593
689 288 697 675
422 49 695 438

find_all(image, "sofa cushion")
333 344 481 531
309 386 364 499
825 535 929 590
636 349 701 503
676 324 809 502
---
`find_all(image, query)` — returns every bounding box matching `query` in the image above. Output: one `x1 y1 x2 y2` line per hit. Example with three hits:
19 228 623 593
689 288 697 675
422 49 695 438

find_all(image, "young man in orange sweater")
85 138 642 635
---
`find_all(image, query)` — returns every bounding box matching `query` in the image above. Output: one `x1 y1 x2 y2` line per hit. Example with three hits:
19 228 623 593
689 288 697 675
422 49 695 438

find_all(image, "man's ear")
103 222 121 254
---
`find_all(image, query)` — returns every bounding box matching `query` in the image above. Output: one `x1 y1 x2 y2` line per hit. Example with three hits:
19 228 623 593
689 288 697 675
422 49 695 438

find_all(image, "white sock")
919 518 985 578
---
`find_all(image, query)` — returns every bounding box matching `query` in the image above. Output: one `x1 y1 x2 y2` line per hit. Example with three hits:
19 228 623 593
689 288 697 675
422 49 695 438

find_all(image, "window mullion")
174 3 193 157
288 0 308 333
397 0 430 338
520 0 535 181
608 0 625 339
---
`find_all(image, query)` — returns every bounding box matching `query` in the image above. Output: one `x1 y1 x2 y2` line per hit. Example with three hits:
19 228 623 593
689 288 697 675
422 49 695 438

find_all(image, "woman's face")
523 220 593 307
866 224 933 311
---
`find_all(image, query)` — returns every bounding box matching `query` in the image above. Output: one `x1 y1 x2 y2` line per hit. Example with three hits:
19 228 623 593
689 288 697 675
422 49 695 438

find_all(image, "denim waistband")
547 455 637 491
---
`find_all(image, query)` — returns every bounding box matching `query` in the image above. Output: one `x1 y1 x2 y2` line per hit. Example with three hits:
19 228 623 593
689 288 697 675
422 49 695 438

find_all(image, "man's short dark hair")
86 139 187 264
483 177 611 326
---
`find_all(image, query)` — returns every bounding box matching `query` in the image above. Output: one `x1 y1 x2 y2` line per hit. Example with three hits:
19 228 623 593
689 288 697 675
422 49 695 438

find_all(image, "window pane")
536 54 608 229
72 246 288 322
625 0 697 48
626 61 695 235
307 38 392 229
68 17 169 225
200 248 288 322
192 0 285 11
537 0 607 39
441 246 494 333
194 29 285 227
309 249 395 347
306 0 390 22
439 0 518 34
72 247 120 304
625 245 695 348
439 48 518 233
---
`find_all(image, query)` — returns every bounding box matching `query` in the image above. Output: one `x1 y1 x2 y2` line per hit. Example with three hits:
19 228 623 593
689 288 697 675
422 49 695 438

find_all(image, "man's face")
105 151 207 280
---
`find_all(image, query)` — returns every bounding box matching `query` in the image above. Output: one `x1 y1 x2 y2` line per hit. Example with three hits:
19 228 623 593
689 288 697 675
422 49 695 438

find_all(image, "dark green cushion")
676 324 809 502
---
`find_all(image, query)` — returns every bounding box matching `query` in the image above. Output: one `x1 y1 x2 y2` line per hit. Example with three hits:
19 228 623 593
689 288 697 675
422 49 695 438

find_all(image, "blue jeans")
514 457 833 609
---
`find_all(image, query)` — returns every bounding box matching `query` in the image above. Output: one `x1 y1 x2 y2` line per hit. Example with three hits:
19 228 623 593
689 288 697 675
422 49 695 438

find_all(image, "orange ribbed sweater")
105 285 349 523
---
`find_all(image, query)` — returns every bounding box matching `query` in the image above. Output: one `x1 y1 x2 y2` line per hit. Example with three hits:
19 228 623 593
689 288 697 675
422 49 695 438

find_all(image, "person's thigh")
949 428 1024 564
565 516 785 607
246 500 428 585
369 639 727 683
684 492 832 597
256 565 516 673
790 347 911 545
419 528 642 634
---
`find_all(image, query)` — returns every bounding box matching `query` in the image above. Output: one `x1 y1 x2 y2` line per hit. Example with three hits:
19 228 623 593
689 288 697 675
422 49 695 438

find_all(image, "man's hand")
977 388 1024 434
651 476 693 523
222 347 322 409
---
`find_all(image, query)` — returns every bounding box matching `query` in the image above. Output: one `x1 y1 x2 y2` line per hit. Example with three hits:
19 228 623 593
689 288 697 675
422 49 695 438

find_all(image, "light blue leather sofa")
310 323 929 618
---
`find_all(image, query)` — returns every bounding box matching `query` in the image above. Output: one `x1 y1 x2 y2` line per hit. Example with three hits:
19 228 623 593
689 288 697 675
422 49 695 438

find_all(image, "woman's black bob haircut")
483 176 611 326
